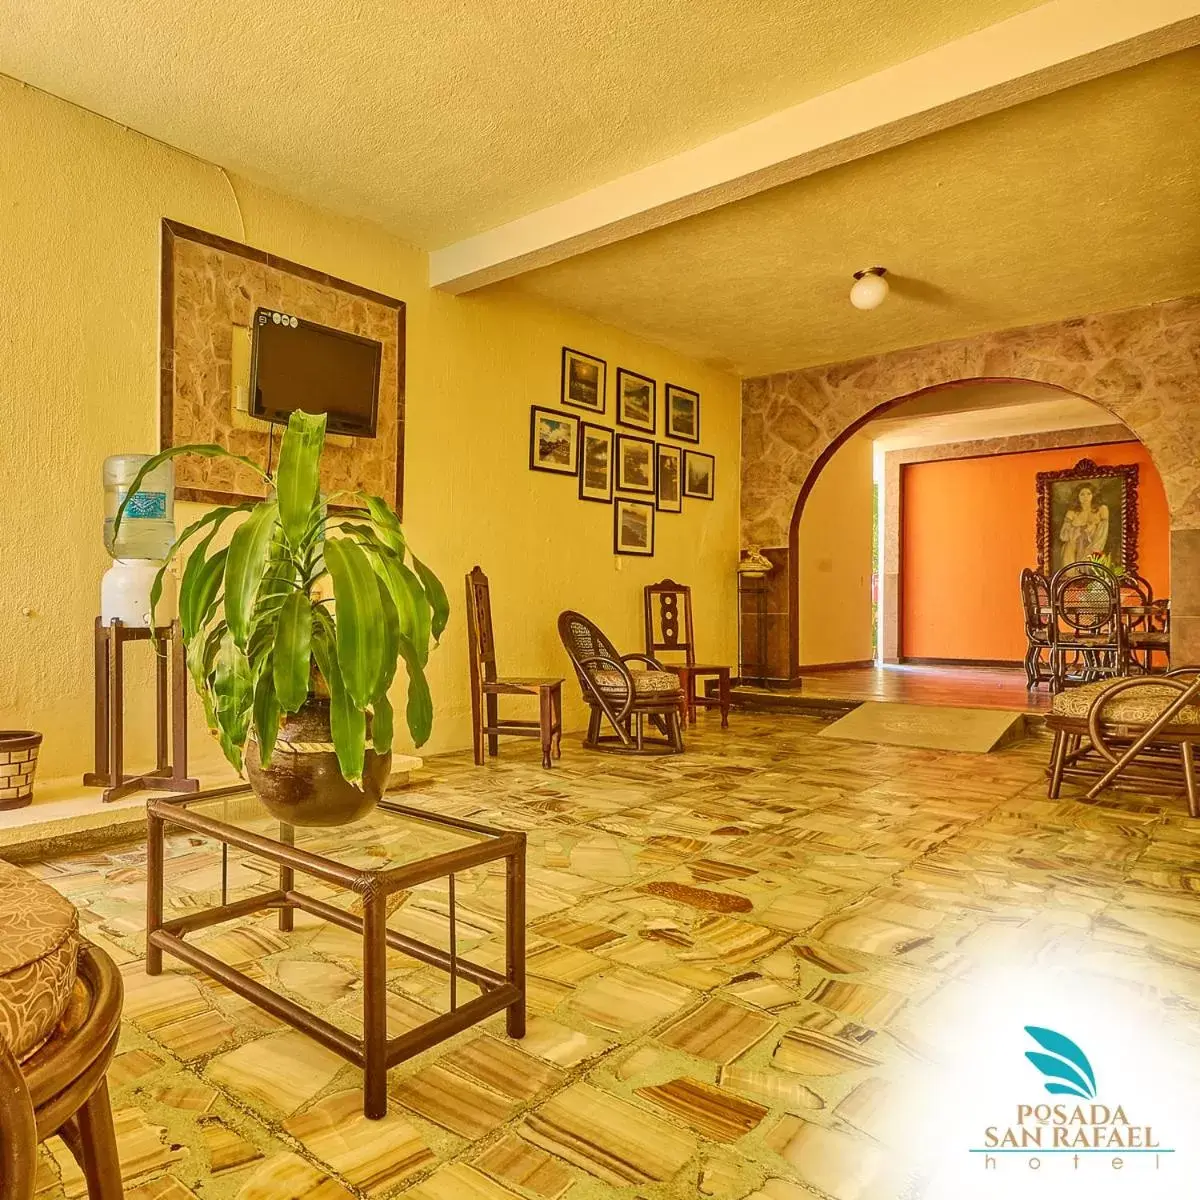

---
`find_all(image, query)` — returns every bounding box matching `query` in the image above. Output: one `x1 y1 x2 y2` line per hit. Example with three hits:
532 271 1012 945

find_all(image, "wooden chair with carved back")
465 567 563 769
643 579 731 726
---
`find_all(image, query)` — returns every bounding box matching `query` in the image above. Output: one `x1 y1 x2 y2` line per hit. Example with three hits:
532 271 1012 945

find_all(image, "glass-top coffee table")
145 788 526 1118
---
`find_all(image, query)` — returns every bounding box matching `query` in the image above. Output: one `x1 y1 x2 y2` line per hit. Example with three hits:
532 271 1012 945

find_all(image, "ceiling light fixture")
850 266 889 311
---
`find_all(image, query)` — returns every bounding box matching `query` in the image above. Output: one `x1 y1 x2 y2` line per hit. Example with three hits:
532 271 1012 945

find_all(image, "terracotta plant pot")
0 731 42 810
244 699 390 827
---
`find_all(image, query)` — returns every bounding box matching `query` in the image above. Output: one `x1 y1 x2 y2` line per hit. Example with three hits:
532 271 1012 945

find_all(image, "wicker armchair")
557 610 685 754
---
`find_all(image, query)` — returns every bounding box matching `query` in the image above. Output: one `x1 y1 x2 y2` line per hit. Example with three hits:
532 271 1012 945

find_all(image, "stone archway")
741 295 1200 677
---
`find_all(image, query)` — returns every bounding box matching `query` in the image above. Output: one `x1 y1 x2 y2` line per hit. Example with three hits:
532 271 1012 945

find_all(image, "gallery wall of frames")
529 346 716 556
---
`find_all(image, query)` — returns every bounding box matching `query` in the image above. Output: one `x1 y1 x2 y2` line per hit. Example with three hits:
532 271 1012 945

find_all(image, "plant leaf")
1024 1026 1097 1097
252 657 281 770
323 537 385 707
412 555 449 643
398 633 433 747
212 632 253 772
224 500 280 650
372 693 394 756
113 446 269 539
180 547 228 642
273 591 313 714
355 492 407 556
374 574 400 698
275 411 327 549
311 624 366 785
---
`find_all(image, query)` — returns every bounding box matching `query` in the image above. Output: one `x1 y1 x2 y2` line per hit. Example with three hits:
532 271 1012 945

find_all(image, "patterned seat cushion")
592 669 682 696
0 860 79 1060
1051 679 1200 726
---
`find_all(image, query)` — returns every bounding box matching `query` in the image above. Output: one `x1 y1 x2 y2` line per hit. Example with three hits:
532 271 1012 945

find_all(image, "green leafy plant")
113 411 448 784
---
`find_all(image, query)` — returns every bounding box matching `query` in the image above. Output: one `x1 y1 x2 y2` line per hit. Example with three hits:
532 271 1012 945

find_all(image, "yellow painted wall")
796 433 874 666
0 77 740 784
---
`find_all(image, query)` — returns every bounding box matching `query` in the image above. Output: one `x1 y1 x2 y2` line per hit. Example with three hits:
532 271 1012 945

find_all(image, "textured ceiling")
0 0 1045 247
863 383 1117 450
497 49 1200 375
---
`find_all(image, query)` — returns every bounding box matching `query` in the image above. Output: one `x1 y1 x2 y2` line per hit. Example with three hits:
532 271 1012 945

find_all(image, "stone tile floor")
25 713 1200 1199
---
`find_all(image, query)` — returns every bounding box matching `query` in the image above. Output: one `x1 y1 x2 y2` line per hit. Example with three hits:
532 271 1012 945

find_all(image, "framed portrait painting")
683 450 715 500
578 422 614 502
664 383 700 443
561 347 606 413
616 434 655 494
656 443 682 512
614 498 655 556
616 368 656 433
529 406 579 475
1036 457 1139 575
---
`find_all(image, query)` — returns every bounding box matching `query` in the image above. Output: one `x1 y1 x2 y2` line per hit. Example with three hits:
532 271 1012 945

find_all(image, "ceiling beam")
430 0 1200 293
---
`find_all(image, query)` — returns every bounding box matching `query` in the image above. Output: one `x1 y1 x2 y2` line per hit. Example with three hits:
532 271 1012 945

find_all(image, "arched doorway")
740 297 1200 681
786 377 1170 678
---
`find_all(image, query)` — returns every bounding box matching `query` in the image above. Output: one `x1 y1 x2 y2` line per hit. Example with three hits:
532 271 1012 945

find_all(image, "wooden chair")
0 942 124 1200
558 610 685 754
1049 562 1127 693
1046 670 1200 816
1119 572 1171 674
643 579 731 726
465 567 563 769
1019 568 1052 690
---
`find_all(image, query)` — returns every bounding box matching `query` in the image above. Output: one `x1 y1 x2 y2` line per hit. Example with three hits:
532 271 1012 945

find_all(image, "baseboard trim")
899 656 1024 669
796 659 875 673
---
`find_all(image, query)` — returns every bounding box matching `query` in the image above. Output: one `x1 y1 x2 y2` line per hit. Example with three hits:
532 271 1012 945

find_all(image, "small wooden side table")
84 618 200 803
146 788 527 1119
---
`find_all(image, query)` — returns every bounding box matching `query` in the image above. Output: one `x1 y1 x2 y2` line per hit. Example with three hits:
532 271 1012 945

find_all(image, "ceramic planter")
244 699 390 827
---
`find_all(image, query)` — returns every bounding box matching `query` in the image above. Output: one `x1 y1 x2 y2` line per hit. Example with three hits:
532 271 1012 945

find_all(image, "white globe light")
850 268 889 310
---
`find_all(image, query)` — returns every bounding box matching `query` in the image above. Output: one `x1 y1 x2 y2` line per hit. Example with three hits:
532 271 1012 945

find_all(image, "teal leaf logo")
1024 1026 1097 1100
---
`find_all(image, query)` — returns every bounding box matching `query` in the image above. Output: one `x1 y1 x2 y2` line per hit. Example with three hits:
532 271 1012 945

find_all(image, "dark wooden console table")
145 788 526 1118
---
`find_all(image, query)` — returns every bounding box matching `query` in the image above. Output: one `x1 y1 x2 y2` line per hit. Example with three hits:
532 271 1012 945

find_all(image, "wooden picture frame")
664 383 700 443
683 450 715 500
1036 457 1139 575
616 434 655 494
616 368 656 433
656 443 682 512
529 406 580 475
578 422 614 502
614 498 655 556
561 346 606 413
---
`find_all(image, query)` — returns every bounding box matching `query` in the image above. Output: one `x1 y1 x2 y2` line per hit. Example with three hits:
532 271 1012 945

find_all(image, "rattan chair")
557 610 685 754
1119 572 1171 674
1049 562 1127 693
1020 568 1052 689
1046 670 1200 816
0 943 124 1199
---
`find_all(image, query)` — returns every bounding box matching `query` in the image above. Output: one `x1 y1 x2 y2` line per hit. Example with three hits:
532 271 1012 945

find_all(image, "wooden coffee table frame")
145 794 526 1119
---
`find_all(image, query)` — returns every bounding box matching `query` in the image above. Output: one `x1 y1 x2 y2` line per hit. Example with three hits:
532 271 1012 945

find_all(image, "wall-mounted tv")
249 307 382 437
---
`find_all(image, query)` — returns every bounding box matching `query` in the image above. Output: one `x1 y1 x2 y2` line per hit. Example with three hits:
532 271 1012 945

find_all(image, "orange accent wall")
901 442 1170 662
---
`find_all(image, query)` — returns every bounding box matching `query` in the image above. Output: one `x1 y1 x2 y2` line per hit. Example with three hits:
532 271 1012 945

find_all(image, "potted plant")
114 411 447 826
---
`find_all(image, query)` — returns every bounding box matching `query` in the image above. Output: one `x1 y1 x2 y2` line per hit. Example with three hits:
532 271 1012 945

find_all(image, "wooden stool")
0 942 124 1200
466 567 563 768
643 578 731 727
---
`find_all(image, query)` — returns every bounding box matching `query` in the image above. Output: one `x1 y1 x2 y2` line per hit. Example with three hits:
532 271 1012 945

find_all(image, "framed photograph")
614 498 655 556
578 423 614 503
529 406 580 475
561 347 606 413
683 450 715 500
656 443 682 513
616 368 656 433
1036 457 1139 575
616 434 655 494
664 383 700 443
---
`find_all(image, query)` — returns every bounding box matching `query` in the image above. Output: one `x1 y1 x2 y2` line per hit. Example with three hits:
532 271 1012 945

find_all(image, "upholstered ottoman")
0 859 79 1061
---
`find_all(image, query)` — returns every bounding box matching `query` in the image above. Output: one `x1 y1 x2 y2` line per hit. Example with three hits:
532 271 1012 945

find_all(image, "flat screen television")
249 307 382 437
